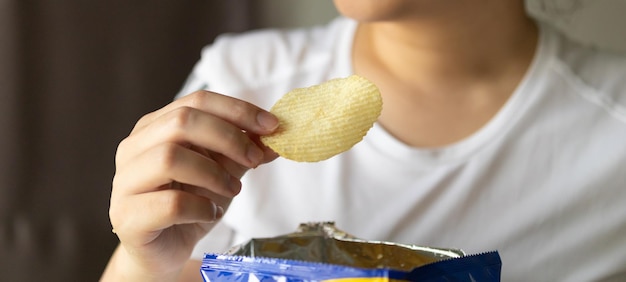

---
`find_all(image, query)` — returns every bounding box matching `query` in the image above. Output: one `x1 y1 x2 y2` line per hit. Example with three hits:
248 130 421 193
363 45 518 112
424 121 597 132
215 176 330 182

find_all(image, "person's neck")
353 2 538 95
350 2 540 147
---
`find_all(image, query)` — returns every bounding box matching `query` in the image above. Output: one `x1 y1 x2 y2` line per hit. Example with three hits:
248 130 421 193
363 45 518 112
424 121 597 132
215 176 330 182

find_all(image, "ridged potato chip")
261 75 382 162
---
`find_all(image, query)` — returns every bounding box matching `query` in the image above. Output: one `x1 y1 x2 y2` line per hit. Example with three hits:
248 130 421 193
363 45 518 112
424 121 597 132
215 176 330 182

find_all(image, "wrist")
101 245 182 282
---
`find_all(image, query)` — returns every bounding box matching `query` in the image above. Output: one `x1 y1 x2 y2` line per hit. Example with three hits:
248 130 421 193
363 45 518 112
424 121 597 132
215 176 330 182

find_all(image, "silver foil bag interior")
226 222 465 271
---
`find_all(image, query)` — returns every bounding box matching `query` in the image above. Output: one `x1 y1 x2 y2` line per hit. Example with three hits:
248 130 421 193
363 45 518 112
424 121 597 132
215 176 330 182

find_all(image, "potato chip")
261 75 382 162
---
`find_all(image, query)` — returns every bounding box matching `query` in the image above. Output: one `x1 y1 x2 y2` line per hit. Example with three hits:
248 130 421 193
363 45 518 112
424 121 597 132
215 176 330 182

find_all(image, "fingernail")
210 202 225 221
246 144 263 167
215 205 224 220
228 175 242 195
257 111 279 131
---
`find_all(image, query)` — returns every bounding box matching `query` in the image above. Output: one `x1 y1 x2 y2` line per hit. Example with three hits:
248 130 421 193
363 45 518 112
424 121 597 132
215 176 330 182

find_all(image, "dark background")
0 1 262 281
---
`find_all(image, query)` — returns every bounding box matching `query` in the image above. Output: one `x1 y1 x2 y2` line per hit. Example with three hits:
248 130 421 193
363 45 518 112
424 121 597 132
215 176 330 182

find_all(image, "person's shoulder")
554 34 626 93
197 17 355 91
547 24 626 122
212 16 351 54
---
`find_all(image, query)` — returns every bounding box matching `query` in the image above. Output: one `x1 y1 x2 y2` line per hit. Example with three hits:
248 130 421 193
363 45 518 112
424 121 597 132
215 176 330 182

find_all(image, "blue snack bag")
405 251 502 281
200 222 501 281
201 254 409 281
201 252 501 281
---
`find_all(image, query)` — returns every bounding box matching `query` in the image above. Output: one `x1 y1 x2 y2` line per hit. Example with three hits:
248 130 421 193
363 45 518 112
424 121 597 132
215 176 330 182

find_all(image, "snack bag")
200 222 501 281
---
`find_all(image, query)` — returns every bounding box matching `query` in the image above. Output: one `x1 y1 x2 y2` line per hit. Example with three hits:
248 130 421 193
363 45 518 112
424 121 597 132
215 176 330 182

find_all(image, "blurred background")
0 0 624 281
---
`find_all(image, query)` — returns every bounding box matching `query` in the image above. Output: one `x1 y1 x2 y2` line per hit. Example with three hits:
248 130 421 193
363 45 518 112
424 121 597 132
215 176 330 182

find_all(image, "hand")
103 90 279 281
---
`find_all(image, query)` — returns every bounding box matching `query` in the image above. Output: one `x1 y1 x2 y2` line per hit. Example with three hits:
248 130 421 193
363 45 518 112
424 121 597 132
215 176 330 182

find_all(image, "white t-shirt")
180 17 626 281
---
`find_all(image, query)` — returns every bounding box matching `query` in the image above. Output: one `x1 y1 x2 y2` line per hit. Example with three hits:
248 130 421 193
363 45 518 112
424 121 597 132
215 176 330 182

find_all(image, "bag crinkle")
200 222 501 281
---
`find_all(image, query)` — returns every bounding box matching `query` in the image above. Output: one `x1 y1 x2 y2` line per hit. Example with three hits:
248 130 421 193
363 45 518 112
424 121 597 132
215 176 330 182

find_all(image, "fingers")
118 91 279 170
134 91 278 135
207 132 280 179
106 90 278 279
250 132 280 163
110 189 224 242
118 107 262 169
113 142 241 197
